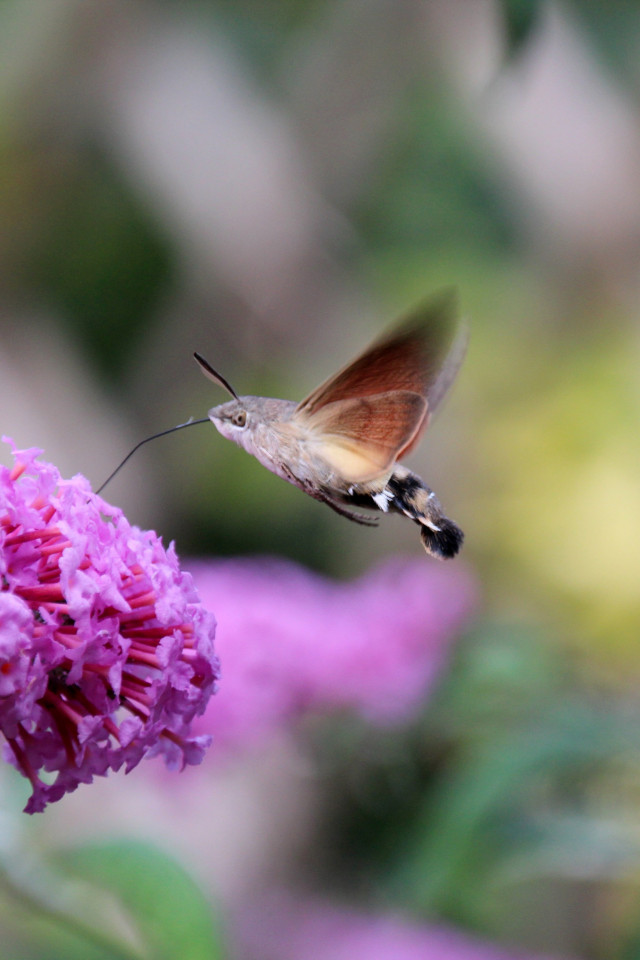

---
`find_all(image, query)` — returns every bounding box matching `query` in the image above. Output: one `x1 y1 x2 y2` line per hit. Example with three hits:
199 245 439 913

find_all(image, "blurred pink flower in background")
235 896 563 960
189 555 474 751
0 439 218 813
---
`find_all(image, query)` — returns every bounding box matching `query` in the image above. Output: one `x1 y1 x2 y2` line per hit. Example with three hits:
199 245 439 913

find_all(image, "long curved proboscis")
95 417 210 495
193 352 239 400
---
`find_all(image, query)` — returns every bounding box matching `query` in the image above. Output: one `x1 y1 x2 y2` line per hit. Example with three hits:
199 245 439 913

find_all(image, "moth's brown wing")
396 319 469 459
301 391 427 483
297 290 459 420
425 318 469 413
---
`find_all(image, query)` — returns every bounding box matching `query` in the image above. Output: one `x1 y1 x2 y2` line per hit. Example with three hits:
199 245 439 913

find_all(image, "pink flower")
236 897 565 960
189 555 474 751
0 439 219 813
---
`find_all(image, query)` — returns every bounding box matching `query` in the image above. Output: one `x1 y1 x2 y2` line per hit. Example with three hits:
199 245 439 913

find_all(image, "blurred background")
1 0 640 958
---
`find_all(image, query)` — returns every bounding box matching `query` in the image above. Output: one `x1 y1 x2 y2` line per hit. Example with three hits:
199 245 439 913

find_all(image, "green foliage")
501 0 543 57
0 838 225 960
26 148 173 385
567 0 640 87
53 840 226 960
355 94 517 259
316 622 640 953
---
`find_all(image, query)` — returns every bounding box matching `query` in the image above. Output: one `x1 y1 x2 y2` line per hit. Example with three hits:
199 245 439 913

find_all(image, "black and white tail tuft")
387 467 464 560
419 516 464 559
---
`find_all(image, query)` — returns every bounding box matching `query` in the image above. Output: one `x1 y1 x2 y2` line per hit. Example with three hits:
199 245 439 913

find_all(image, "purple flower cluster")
0 439 218 813
189 555 474 751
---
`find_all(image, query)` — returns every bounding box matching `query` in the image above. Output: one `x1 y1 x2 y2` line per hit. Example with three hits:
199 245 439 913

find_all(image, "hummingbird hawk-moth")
194 290 466 559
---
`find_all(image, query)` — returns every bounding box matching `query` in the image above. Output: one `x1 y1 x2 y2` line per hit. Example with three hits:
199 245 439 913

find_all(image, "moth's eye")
232 411 247 428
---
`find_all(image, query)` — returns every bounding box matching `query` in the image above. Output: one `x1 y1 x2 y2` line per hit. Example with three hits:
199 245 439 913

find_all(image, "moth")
194 290 466 558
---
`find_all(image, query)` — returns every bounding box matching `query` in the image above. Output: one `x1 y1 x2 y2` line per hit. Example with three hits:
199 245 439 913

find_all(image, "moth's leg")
315 491 379 526
279 464 378 526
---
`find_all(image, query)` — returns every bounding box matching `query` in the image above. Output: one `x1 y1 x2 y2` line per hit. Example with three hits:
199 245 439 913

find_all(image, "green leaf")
53 840 226 960
501 0 542 57
567 0 640 91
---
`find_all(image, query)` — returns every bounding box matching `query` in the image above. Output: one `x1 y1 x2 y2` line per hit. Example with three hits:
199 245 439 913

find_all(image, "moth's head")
194 353 289 449
207 398 252 444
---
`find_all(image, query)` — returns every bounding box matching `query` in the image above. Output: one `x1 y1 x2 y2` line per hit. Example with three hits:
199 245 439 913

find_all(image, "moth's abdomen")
386 469 463 560
328 466 463 559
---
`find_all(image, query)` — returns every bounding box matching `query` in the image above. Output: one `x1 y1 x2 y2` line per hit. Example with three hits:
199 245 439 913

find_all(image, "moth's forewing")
295 290 461 477
303 391 426 483
424 319 469 413
296 289 458 416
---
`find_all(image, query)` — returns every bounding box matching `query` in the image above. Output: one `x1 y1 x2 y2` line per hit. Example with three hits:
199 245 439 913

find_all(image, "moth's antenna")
193 352 239 400
95 417 210 496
